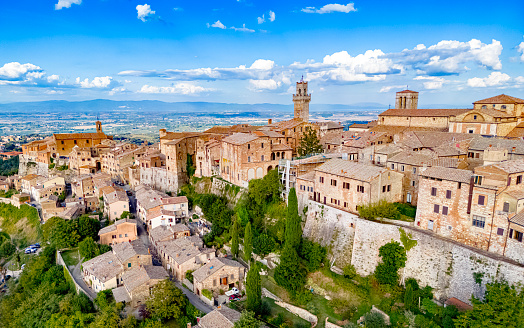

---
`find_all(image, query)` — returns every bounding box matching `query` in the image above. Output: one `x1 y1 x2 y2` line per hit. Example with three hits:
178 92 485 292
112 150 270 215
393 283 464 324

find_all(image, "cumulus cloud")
467 72 511 88
230 24 255 32
302 3 357 14
257 15 265 24
207 20 226 29
0 62 66 88
391 39 503 75
138 83 210 95
518 38 524 62
109 87 129 95
136 4 155 22
379 85 407 93
55 0 81 10
0 62 42 80
249 79 281 91
76 76 120 89
414 76 446 89
269 10 276 22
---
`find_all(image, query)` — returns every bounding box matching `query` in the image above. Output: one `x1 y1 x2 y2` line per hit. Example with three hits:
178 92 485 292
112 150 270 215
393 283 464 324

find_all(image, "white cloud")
207 20 226 29
109 87 129 95
379 85 407 93
230 24 255 33
45 90 64 95
55 0 81 10
518 38 524 62
301 3 357 14
136 4 155 22
138 83 210 95
257 15 265 24
516 76 524 84
76 76 118 89
269 10 275 22
249 79 281 91
0 62 42 80
414 76 446 89
467 72 511 88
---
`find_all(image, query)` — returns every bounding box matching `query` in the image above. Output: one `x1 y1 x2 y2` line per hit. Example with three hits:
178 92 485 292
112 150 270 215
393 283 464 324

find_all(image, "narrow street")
173 281 213 314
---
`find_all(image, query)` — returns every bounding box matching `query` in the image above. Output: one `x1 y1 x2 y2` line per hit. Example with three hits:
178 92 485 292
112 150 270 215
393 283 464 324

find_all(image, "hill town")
2 80 524 328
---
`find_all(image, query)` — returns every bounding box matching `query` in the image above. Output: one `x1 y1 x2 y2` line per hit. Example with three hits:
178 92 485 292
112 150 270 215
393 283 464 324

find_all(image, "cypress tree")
244 221 253 263
231 218 239 258
404 283 415 311
285 188 302 250
246 262 262 312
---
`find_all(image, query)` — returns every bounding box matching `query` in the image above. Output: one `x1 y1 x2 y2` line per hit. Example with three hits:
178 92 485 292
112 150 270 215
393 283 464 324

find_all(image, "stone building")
102 186 129 221
196 307 241 328
467 137 524 168
98 218 138 245
148 224 191 247
156 235 216 281
293 79 311 122
299 158 404 214
395 90 419 110
192 257 245 297
112 265 168 307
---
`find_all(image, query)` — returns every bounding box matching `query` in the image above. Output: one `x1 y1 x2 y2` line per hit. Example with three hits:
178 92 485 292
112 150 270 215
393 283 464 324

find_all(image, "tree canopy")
297 128 322 157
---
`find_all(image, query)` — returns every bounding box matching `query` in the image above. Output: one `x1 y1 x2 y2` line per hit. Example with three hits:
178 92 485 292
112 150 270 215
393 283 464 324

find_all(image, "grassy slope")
0 203 42 245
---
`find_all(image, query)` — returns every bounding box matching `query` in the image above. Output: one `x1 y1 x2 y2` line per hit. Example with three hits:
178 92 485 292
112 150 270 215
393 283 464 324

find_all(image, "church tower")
395 90 419 110
293 77 311 122
96 120 102 133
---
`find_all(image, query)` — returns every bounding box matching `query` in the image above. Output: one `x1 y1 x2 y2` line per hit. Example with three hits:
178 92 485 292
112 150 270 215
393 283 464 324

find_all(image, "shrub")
202 289 213 300
358 200 399 220
343 264 357 279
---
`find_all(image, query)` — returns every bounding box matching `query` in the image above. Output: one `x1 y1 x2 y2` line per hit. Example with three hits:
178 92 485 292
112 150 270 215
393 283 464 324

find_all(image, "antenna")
300 75 304 83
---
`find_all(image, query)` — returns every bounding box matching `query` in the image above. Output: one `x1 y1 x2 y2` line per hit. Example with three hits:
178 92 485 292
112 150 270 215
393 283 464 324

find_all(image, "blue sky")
0 0 523 107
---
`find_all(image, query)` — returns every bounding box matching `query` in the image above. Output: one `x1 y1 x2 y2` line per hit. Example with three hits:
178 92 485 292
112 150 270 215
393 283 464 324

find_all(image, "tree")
297 127 322 157
146 280 187 322
231 218 240 258
186 154 196 178
0 240 16 258
454 281 524 328
243 222 253 263
246 263 262 313
363 311 388 328
285 188 301 251
299 239 326 272
78 237 99 261
120 211 131 220
404 283 416 311
253 233 275 257
234 311 261 328
374 241 407 285
343 264 357 279
274 245 307 296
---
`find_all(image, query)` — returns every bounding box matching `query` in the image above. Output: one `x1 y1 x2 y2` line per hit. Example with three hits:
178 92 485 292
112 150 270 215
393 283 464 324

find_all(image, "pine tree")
244 221 253 263
231 218 240 258
285 188 302 250
246 262 262 312
297 127 323 157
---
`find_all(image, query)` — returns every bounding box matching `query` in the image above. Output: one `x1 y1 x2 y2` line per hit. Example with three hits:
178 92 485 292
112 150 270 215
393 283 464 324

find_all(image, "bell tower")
293 77 311 122
395 90 419 110
96 120 102 133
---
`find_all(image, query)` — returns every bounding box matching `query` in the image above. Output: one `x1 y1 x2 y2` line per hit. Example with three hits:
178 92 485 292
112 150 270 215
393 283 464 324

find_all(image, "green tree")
253 233 275 257
374 241 407 285
297 127 322 157
234 310 261 328
186 154 196 178
231 218 240 258
146 280 187 322
362 311 387 328
454 281 524 328
285 188 302 251
99 244 112 254
343 264 357 279
404 283 416 311
243 222 253 263
78 237 99 261
274 245 307 296
0 240 16 258
119 211 131 220
246 263 262 313
299 239 326 272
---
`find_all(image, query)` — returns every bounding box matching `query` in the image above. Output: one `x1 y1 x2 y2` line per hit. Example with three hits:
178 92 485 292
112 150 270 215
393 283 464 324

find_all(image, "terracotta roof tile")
315 158 387 182
473 94 524 104
379 108 469 117
420 167 472 183
222 133 259 145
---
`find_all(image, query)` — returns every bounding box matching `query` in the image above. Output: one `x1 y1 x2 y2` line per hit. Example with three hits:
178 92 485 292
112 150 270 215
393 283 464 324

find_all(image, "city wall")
302 199 524 304
18 155 49 177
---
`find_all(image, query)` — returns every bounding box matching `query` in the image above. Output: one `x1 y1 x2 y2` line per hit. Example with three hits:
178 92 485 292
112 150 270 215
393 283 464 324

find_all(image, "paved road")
70 258 97 300
174 281 213 314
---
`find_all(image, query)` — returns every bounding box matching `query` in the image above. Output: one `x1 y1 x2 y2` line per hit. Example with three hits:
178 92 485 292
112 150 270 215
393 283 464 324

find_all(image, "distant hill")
0 99 388 114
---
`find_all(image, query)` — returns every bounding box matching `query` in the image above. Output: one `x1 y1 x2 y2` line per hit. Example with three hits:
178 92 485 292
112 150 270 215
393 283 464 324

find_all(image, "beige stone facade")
192 257 245 296
98 218 138 245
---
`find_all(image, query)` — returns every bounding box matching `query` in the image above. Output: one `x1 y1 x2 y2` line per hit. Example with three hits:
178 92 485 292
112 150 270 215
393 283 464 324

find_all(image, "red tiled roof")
473 94 524 104
397 90 419 94
53 132 108 140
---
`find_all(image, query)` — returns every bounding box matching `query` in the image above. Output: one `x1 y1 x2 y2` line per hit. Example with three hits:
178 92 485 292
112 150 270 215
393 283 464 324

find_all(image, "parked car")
24 247 37 254
225 287 239 296
30 243 40 248
229 294 241 301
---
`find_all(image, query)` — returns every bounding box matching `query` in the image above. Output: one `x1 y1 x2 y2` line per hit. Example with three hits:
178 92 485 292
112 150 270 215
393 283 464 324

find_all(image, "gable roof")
468 137 524 154
474 94 524 104
53 132 108 140
112 240 149 263
378 108 469 117
82 251 123 283
198 307 241 328
397 89 419 94
192 257 244 283
420 167 472 184
492 160 524 174
98 218 137 235
315 159 387 182
222 133 259 145
121 265 168 292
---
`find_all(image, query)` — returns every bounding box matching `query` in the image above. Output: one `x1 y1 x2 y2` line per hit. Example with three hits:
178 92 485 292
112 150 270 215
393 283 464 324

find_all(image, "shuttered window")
478 195 485 205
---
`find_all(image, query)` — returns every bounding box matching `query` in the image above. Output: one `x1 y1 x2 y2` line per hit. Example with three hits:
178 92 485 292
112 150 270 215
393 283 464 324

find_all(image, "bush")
374 241 407 285
358 200 399 220
299 239 326 272
202 289 213 300
363 311 387 328
253 233 275 257
0 240 16 258
343 264 357 279
185 270 194 283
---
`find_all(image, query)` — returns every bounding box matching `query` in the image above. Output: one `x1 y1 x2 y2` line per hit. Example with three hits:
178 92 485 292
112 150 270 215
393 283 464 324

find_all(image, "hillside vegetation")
0 203 41 245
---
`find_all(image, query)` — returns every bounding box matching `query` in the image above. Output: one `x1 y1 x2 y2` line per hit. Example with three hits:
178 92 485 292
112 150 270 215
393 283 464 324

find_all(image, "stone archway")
267 165 273 173
256 167 263 179
248 168 255 180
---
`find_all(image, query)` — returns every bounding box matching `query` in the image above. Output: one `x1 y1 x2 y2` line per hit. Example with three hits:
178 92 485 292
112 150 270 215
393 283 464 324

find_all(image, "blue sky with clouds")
0 0 523 106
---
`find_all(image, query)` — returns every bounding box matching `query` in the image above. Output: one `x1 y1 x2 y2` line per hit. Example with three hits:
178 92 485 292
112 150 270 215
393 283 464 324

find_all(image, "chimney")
268 119 272 124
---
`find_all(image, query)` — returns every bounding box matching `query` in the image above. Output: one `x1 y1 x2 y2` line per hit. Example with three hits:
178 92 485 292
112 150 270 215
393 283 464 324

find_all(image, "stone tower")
293 78 311 122
96 120 102 133
395 90 419 110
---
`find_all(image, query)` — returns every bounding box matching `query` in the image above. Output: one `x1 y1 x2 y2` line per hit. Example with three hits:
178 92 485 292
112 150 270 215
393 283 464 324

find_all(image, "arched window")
501 105 507 110
481 105 487 109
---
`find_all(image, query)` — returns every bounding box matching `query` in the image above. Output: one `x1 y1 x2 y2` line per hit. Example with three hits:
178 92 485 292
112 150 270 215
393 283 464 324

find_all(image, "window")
413 167 416 174
119 234 122 238
478 195 485 206
248 156 251 162
319 176 324 183
518 176 522 184
442 206 448 215
128 263 131 268
508 177 512 186
112 235 116 239
344 202 347 207
331 179 337 186
468 130 474 134
401 165 405 172
434 204 439 213
391 164 394 169
468 152 474 158
387 185 391 192
458 182 462 189
261 155 264 161
503 202 510 213
474 175 483 184
357 185 364 193
497 228 504 236
446 190 452 199
343 182 350 189
431 187 437 196
481 105 487 109
411 180 415 187
61 141 64 144
261 143 264 148
472 215 486 228
248 144 250 150
383 186 386 193
502 105 507 110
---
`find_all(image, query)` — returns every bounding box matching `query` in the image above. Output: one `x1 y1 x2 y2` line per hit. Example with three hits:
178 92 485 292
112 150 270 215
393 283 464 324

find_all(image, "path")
70 258 97 300
173 280 213 314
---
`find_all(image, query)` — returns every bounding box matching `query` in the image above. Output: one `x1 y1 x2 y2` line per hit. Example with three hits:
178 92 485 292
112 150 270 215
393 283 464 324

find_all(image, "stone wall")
140 167 178 193
18 155 49 177
302 199 524 304
56 250 95 301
